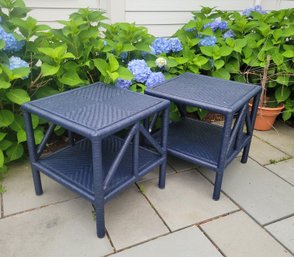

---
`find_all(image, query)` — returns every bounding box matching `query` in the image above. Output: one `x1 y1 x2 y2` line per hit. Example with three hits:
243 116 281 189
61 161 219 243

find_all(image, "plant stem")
260 55 271 107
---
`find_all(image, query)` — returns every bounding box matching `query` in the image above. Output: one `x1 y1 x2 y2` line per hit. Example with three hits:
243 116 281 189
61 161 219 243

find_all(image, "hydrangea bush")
174 6 294 119
0 1 294 187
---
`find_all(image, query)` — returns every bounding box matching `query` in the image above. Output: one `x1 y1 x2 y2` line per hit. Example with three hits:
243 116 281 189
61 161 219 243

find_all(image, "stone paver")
254 122 294 157
109 226 223 257
0 198 113 257
201 211 293 257
138 163 175 182
249 136 290 165
139 171 238 231
266 158 294 186
200 158 294 225
266 216 294 254
105 186 169 250
167 156 197 172
3 161 77 216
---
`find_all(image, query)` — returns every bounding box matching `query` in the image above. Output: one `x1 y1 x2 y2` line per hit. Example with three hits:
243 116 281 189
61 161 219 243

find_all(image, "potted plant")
239 8 294 131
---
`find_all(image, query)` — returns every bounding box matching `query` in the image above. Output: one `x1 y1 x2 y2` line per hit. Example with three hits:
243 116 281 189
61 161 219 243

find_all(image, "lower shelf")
166 118 249 169
34 136 161 202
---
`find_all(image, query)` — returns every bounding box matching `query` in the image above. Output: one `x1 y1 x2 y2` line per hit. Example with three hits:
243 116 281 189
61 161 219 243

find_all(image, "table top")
145 73 261 113
22 82 169 137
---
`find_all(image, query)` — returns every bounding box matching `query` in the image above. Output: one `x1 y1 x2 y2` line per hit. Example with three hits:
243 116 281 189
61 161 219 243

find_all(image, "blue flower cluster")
115 79 132 89
242 5 267 16
0 26 25 52
128 59 151 83
204 19 228 31
9 56 29 70
223 30 235 39
199 36 217 46
145 72 165 88
151 37 183 54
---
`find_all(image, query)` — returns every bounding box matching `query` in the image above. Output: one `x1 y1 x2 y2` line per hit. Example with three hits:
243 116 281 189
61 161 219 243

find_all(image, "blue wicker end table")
22 82 170 238
145 73 261 200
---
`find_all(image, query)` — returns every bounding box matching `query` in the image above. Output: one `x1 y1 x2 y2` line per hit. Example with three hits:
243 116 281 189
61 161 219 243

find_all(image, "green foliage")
0 0 294 183
174 7 294 120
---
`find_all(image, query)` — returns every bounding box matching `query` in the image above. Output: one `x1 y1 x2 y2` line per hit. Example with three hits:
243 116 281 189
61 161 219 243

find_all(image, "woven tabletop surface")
22 82 168 136
145 73 261 113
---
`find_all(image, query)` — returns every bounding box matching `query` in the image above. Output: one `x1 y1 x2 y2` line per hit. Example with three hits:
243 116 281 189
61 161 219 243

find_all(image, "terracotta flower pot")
250 104 284 131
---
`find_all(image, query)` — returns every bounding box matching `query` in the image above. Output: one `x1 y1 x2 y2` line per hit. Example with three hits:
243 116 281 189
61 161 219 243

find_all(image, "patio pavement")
0 121 294 257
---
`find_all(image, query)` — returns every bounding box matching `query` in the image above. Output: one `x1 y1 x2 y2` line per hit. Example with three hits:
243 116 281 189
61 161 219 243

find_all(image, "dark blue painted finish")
146 72 261 200
22 83 170 238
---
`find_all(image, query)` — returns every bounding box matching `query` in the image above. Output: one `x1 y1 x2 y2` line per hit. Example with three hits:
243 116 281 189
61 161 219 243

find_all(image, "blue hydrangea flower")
199 36 217 46
127 59 151 83
115 79 132 89
168 38 183 52
145 72 165 87
218 21 228 31
204 19 228 31
151 38 170 54
9 56 29 70
120 52 128 60
0 26 25 52
223 30 235 39
242 5 267 16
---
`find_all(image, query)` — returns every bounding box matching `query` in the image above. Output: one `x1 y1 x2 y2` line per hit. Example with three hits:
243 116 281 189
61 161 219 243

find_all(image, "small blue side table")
145 73 261 200
22 82 170 238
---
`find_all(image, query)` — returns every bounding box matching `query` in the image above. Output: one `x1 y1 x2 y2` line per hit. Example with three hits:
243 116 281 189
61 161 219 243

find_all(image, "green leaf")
117 66 133 81
41 63 60 76
200 46 213 57
276 76 289 86
35 86 59 99
32 115 39 129
106 71 119 82
193 55 208 66
0 149 4 167
234 39 247 53
6 143 24 162
122 44 136 52
9 114 24 132
11 67 30 80
0 140 13 151
174 57 189 64
93 58 108 76
62 52 76 59
271 49 284 65
59 72 84 87
108 55 119 72
212 68 230 80
0 80 11 89
17 130 27 143
214 60 225 70
0 132 6 141
6 89 30 105
34 129 44 145
0 110 14 127
282 50 294 58
282 111 292 121
219 46 233 57
275 87 291 103
0 39 5 50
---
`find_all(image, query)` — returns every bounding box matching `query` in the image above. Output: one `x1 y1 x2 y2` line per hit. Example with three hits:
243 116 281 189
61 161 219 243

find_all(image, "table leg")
213 113 234 200
159 107 169 189
91 138 105 238
23 111 43 195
